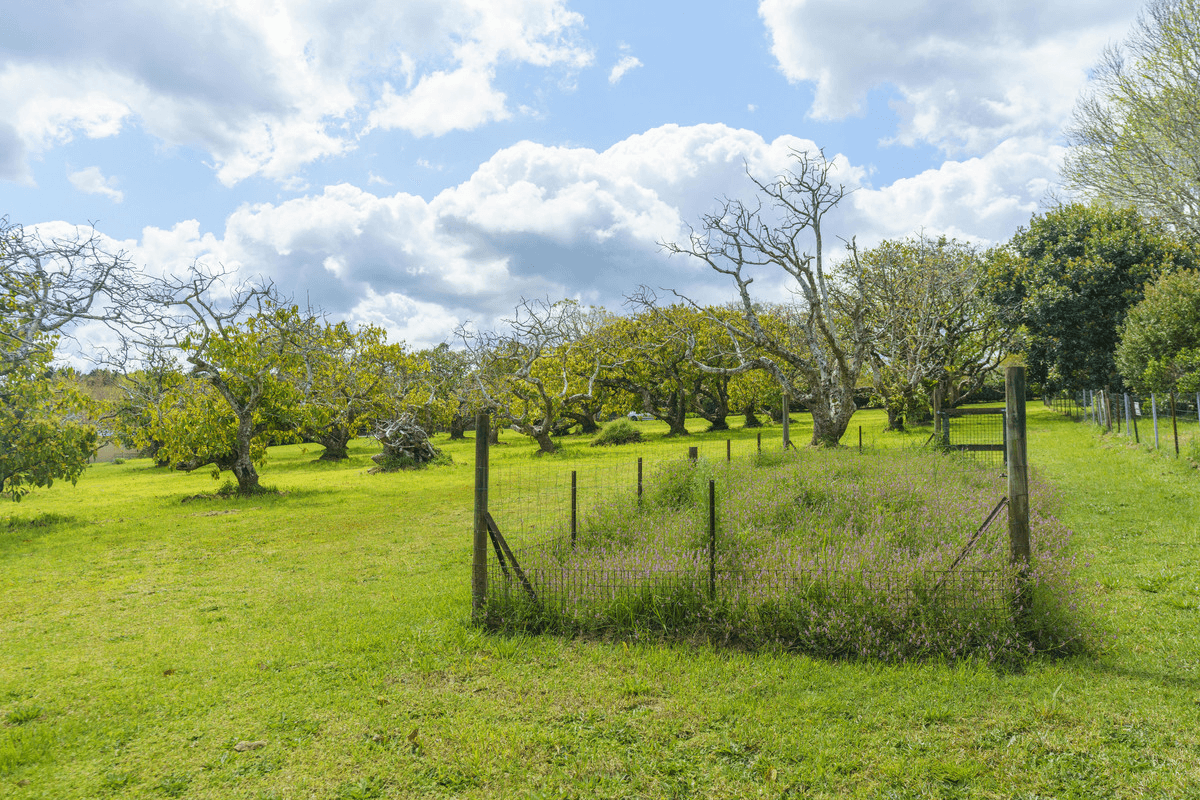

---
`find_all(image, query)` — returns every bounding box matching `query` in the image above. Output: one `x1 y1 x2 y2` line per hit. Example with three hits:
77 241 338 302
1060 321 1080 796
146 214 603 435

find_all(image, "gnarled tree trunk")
742 402 763 428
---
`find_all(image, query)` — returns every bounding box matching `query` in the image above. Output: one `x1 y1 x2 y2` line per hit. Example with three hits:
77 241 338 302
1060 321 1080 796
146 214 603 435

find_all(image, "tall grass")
487 447 1095 662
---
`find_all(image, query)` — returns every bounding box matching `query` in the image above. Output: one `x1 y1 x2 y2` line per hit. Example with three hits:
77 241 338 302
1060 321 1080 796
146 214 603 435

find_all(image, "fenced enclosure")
473 369 1052 661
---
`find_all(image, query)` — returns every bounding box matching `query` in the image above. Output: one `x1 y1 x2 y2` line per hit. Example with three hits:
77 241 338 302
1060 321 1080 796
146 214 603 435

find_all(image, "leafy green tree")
854 234 1013 431
986 203 1196 391
0 330 95 500
297 322 416 461
108 348 185 463
0 217 131 500
135 270 320 494
1116 270 1200 392
594 307 698 436
149 302 316 493
420 343 475 440
1063 0 1200 239
728 366 776 428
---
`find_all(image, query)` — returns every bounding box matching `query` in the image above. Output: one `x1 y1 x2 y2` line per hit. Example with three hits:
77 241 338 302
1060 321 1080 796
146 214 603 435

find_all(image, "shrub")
591 418 643 447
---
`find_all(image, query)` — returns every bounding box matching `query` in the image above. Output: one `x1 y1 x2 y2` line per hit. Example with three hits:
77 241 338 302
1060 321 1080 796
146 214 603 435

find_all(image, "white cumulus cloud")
758 0 1135 154
0 0 592 186
65 123 1065 350
608 55 643 84
67 165 123 202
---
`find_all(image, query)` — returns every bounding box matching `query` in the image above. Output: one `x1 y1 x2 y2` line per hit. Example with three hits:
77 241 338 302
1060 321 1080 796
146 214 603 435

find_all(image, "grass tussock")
487 448 1097 663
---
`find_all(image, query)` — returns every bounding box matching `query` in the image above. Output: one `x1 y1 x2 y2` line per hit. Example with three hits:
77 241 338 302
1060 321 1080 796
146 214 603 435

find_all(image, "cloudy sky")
1 0 1140 349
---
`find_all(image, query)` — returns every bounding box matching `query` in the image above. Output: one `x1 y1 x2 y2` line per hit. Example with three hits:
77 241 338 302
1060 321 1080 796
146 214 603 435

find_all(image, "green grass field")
2 405 1199 798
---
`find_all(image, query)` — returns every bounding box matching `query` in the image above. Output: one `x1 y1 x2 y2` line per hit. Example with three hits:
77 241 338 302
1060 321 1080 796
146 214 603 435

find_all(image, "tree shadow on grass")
0 513 79 557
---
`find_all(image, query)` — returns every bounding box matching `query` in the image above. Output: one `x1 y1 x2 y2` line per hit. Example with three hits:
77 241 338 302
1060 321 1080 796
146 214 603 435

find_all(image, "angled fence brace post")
472 411 490 621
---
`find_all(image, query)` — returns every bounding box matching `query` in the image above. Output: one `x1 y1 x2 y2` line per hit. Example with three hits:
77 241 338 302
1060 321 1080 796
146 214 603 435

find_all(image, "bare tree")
459 298 603 453
1063 0 1200 238
1 216 136 375
659 150 869 447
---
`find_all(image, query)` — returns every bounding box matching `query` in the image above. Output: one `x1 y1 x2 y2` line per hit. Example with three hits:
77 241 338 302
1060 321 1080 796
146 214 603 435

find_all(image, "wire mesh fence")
486 432 770 553
936 408 1007 466
479 425 1023 655
1045 389 1200 457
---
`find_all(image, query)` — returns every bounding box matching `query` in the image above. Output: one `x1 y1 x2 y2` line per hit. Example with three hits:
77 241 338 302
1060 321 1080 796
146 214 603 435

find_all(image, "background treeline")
7 196 1196 502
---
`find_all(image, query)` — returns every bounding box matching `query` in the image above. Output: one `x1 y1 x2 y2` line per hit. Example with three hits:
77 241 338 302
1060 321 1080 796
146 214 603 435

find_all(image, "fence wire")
482 427 1016 634
1045 389 1200 457
937 409 1007 466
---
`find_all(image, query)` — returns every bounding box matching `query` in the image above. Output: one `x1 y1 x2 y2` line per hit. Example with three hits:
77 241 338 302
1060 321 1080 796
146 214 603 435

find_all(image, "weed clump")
370 451 453 472
591 418 643 447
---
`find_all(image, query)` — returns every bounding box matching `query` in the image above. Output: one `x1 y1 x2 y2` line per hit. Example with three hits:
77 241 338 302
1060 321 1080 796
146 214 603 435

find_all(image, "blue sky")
0 0 1140 350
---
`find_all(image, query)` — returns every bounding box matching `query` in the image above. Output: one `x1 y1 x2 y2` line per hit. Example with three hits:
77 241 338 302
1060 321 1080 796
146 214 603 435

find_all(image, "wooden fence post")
726 439 731 462
1124 393 1132 437
1172 392 1179 456
472 411 490 619
637 457 643 507
1005 367 1031 614
1152 393 1160 449
782 391 791 450
708 479 716 602
570 470 578 547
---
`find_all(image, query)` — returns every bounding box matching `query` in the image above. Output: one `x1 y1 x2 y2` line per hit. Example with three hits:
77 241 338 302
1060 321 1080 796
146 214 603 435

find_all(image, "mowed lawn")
2 404 1199 799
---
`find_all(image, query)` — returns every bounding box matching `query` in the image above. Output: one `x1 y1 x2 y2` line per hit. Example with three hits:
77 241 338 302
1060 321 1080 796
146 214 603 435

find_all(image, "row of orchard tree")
6 0 1200 499
10 188 1194 503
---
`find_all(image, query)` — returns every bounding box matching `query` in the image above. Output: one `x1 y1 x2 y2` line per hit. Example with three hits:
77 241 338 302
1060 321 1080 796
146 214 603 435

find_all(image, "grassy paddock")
0 407 1198 798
